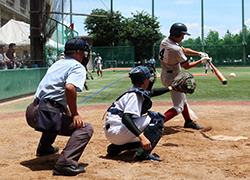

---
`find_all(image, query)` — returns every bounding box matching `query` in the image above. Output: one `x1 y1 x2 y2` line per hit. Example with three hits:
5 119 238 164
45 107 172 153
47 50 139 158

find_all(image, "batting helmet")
170 23 190 37
129 66 155 86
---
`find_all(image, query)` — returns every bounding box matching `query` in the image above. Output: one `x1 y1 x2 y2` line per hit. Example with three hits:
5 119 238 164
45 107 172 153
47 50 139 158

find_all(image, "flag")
69 23 74 30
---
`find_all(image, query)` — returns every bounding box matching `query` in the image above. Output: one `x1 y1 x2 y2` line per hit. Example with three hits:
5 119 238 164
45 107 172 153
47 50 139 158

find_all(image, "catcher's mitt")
171 72 196 94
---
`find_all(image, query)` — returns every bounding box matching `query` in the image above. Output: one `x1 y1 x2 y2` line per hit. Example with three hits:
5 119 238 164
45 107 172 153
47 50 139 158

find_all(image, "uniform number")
159 48 165 61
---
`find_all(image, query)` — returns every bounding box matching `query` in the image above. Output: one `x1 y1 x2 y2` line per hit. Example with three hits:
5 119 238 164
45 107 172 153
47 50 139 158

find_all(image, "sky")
63 0 250 40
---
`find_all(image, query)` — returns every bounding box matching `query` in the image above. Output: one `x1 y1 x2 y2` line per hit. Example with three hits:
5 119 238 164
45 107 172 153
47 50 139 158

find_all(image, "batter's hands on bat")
73 114 85 129
199 52 209 58
201 57 212 64
138 133 151 150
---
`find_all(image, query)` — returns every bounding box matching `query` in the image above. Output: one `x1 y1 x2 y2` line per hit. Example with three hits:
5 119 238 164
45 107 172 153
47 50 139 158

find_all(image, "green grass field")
77 66 250 107
0 67 249 116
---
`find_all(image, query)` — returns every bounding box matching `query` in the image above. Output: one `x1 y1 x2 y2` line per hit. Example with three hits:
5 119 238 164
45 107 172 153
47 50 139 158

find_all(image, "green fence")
154 44 250 68
0 68 48 101
88 44 250 69
92 46 135 69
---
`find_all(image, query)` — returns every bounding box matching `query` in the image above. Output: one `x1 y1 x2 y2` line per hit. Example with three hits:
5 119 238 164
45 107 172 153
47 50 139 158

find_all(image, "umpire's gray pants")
26 100 94 167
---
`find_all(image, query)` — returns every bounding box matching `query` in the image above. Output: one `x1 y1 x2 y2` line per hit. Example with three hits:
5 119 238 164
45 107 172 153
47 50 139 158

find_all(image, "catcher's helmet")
129 66 155 86
170 23 190 37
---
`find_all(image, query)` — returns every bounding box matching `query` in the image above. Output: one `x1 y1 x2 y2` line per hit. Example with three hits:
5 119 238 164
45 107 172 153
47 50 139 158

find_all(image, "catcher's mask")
64 38 91 67
129 66 155 89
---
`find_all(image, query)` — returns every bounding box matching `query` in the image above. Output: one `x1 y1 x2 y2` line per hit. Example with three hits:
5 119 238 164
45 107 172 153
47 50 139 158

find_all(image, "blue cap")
64 38 89 53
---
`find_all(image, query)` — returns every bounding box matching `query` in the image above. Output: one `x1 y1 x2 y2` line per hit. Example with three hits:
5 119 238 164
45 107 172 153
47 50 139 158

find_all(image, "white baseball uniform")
159 37 188 114
95 56 102 71
103 91 151 145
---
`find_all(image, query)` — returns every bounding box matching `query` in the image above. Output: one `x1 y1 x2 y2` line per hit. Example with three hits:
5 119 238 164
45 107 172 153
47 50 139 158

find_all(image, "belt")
167 70 173 73
108 108 123 118
35 98 63 109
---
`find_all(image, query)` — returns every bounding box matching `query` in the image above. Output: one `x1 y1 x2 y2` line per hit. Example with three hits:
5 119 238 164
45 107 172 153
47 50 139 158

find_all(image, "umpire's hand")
73 114 85 129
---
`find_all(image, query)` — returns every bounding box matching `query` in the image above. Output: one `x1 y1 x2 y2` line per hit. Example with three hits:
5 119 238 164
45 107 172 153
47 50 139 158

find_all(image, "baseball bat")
209 62 227 85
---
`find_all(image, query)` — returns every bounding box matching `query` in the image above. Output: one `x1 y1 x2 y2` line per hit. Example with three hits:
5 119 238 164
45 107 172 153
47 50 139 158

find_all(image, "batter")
159 22 211 130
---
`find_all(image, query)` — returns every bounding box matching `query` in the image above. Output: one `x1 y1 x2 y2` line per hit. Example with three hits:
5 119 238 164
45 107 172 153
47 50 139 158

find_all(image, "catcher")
103 65 196 161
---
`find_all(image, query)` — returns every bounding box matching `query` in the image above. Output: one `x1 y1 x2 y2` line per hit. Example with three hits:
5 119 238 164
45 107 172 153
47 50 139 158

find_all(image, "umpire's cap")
64 38 90 54
170 23 190 37
129 66 155 86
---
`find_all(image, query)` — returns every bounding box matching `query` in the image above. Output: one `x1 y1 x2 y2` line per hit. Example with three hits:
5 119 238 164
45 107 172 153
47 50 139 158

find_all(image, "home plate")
209 135 248 141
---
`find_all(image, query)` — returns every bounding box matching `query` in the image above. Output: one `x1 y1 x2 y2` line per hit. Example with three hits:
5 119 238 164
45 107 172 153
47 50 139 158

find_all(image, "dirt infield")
0 102 250 180
0 67 246 179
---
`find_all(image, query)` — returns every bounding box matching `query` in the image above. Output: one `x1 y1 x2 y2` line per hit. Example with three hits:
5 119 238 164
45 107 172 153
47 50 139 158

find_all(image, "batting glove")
199 52 209 58
201 57 212 64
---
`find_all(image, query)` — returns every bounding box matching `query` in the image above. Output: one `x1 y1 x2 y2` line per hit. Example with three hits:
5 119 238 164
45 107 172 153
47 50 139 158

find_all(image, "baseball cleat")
36 146 59 156
133 152 162 162
184 120 203 130
107 144 122 156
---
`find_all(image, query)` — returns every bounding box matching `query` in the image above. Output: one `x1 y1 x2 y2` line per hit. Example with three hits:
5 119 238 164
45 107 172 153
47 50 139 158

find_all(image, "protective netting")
42 0 79 67
92 46 135 70
42 0 70 42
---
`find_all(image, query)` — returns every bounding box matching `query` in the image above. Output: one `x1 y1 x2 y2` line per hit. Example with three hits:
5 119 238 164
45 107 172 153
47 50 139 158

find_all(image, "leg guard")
133 111 165 161
144 111 165 153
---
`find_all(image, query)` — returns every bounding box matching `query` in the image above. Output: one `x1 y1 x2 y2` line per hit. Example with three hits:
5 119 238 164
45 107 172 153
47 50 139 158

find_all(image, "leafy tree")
84 9 124 46
222 30 237 44
205 30 223 45
123 11 163 62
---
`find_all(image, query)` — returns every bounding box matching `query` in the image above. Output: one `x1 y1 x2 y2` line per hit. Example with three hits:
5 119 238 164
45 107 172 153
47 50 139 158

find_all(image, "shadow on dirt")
20 154 88 171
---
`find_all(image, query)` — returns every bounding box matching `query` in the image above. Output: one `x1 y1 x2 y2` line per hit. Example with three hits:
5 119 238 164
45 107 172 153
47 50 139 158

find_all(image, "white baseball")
230 73 236 79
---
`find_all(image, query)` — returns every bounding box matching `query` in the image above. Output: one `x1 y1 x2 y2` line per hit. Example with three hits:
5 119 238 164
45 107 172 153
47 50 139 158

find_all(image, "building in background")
0 0 30 26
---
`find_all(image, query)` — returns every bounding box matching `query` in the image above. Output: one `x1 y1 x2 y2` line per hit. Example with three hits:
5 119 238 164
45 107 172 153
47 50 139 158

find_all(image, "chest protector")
108 87 152 115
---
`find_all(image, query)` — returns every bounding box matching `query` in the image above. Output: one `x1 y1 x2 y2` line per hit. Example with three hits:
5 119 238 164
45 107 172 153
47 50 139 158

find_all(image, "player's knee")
80 122 94 139
173 105 184 114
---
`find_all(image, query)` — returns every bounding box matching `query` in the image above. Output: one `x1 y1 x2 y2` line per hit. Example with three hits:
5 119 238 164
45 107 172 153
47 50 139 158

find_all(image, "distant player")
95 53 103 76
205 63 214 74
159 22 211 129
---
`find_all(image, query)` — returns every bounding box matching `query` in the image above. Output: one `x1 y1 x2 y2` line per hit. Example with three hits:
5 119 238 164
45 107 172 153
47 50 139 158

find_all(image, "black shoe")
184 120 203 130
36 146 59 156
133 152 162 162
84 85 89 90
53 164 86 176
107 144 122 156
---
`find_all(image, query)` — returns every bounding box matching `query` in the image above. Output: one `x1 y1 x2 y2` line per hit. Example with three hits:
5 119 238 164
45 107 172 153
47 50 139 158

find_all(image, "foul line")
77 76 126 105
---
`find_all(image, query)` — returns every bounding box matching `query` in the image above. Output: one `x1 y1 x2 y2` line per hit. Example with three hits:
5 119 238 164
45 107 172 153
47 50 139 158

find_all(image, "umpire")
26 38 93 176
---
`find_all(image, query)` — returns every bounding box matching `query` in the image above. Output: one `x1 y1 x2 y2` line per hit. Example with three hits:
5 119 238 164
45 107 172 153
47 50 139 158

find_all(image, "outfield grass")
77 67 250 107
0 67 249 116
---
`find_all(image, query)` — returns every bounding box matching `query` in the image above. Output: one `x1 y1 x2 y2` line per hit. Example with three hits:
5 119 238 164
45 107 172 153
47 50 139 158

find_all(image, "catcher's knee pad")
143 111 165 153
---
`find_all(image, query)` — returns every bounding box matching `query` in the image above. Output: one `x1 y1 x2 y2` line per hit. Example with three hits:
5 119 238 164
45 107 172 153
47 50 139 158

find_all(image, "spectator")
6 43 17 69
0 45 11 70
46 48 57 67
23 50 31 68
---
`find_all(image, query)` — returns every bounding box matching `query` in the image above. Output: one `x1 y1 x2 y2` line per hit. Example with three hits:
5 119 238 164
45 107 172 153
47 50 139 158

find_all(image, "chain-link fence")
92 46 135 70
153 44 250 68
44 17 78 67
88 44 250 70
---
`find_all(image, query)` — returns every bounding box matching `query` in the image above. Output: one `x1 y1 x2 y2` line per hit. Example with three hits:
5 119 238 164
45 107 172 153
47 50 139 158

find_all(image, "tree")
205 30 222 45
123 11 163 62
222 30 237 44
84 9 124 46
